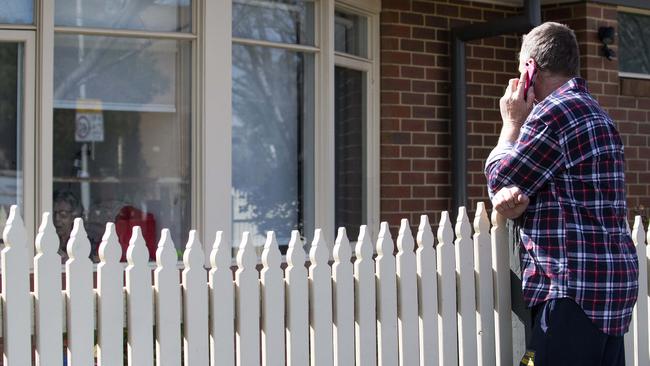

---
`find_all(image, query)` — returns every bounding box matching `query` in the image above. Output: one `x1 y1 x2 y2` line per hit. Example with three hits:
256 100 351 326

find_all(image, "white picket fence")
0 202 648 366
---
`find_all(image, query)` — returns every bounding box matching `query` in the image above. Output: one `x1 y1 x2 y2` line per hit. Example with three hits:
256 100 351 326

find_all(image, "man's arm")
485 71 564 199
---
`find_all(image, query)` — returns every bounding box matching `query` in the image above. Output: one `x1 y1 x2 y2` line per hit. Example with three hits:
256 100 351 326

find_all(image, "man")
485 22 638 365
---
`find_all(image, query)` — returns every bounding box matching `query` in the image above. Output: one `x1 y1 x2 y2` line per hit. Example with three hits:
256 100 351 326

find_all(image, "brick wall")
380 0 650 232
380 0 519 233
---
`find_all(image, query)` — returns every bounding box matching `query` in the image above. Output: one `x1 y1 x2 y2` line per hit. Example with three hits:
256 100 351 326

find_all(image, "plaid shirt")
485 78 638 336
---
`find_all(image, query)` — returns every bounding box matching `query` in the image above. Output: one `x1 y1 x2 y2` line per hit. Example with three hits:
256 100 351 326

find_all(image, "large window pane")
335 66 365 240
232 44 314 247
55 0 191 32
53 35 192 261
0 42 24 233
619 12 650 75
233 0 315 46
0 0 33 25
335 9 368 58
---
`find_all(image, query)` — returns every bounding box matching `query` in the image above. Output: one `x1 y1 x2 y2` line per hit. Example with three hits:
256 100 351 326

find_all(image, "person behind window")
53 190 84 261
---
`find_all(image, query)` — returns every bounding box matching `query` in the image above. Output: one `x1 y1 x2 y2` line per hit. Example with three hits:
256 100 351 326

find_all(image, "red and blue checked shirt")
485 77 638 336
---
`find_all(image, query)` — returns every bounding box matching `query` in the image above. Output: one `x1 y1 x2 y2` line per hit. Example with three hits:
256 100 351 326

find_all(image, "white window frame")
0 30 36 252
204 0 380 251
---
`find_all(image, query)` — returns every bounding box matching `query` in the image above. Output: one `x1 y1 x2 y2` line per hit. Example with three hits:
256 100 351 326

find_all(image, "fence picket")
437 211 458 366
491 210 512 366
332 228 354 366
261 232 286 366
154 229 181 366
416 215 438 366
473 203 495 366
97 223 124 366
236 232 261 366
375 222 397 366
126 227 154 366
34 213 63 366
455 207 478 366
2 206 32 366
309 229 334 366
65 218 95 366
355 225 378 366
285 231 309 366
396 219 420 366
182 231 209 366
209 231 235 366
633 217 648 366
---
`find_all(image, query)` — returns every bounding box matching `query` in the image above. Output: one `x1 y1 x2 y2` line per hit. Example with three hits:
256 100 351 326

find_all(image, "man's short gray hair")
520 22 580 77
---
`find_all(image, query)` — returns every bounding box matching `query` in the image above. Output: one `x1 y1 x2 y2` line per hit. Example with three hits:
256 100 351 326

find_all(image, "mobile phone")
524 58 537 102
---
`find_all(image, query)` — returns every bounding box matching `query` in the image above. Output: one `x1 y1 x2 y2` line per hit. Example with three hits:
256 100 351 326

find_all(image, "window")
232 0 316 247
229 1 379 248
619 11 650 77
49 1 195 261
0 0 34 25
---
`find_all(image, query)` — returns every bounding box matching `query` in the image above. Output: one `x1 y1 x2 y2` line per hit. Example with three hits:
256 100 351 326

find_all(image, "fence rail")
1 203 648 366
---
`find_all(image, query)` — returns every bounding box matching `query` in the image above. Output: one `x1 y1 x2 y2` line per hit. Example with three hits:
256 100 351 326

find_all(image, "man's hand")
499 71 535 135
492 186 530 219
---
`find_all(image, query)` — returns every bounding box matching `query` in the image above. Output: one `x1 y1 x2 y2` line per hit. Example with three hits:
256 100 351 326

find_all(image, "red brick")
401 12 424 26
381 173 400 185
460 7 483 20
382 105 411 118
381 64 400 77
380 11 400 23
425 41 448 54
381 199 400 211
412 80 435 92
382 78 411 91
381 24 411 38
436 3 459 17
381 91 400 104
426 94 448 106
426 173 449 185
412 53 436 66
413 186 436 198
401 92 425 105
412 133 436 145
381 51 411 65
382 186 411 198
381 158 411 171
401 119 426 131
381 37 400 51
413 106 435 119
425 15 447 28
412 27 436 40
381 131 411 145
381 118 400 131
402 146 425 158
401 66 425 79
401 172 425 185
402 199 425 211
413 1 435 14
382 0 410 11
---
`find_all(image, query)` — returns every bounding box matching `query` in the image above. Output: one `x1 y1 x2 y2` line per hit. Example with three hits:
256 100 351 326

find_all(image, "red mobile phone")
524 58 537 101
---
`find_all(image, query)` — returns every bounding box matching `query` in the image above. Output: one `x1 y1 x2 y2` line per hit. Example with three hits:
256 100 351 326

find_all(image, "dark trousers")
524 298 625 366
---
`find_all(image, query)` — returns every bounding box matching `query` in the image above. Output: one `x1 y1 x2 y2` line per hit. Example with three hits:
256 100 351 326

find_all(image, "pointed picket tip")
67 218 91 260
286 230 305 267
210 231 231 269
309 229 329 265
126 226 148 265
356 225 373 260
376 221 393 256
455 206 471 240
437 211 454 245
333 227 351 263
473 202 490 235
397 218 415 252
156 228 177 267
236 232 257 269
36 212 59 256
99 223 121 263
3 205 27 248
632 216 645 247
416 215 434 249
490 208 506 228
262 231 281 268
184 230 205 268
